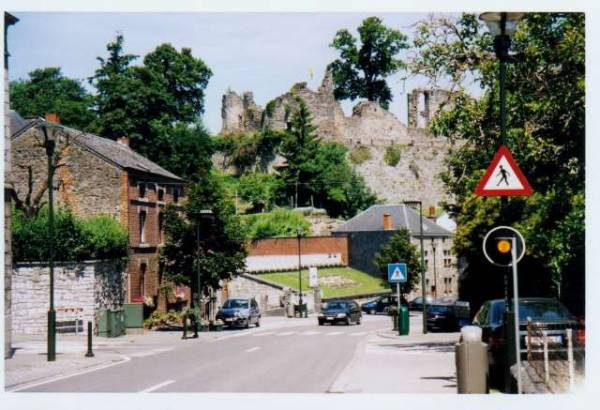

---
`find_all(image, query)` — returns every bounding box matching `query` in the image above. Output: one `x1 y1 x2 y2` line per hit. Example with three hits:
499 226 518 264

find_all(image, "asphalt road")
22 314 391 393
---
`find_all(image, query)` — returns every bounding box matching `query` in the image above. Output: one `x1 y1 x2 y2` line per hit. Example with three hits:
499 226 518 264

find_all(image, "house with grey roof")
333 204 458 299
10 112 188 309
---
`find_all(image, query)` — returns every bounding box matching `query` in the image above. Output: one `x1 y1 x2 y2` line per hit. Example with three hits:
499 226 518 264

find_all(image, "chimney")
428 206 436 218
383 213 393 230
45 113 60 124
117 136 129 147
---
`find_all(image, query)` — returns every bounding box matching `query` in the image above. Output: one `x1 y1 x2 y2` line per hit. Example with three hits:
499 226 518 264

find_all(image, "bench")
55 307 84 334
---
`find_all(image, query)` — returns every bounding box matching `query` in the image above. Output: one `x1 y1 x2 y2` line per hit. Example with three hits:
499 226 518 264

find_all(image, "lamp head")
479 12 524 37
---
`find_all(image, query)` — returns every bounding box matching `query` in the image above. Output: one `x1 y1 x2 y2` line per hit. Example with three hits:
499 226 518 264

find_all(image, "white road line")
349 332 367 336
276 331 297 336
141 379 175 393
326 331 343 336
252 332 275 337
245 347 260 353
300 331 322 335
129 347 174 358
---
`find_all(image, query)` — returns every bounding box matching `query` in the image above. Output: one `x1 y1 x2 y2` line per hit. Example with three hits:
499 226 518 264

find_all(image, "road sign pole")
511 236 522 394
397 283 400 313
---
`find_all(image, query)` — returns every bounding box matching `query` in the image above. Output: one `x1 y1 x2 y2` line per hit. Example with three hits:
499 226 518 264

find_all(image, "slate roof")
333 204 453 237
11 113 183 182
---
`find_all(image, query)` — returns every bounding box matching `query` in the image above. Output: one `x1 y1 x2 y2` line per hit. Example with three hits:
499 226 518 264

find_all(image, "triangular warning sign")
391 268 403 280
475 145 533 196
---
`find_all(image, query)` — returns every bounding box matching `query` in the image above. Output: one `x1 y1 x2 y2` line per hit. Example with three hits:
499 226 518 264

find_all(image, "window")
158 188 165 202
140 263 147 297
443 259 452 268
173 187 180 203
158 212 164 243
139 210 147 243
138 183 146 198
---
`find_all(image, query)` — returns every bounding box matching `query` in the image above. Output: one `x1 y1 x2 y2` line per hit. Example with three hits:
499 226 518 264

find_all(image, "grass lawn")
254 266 390 298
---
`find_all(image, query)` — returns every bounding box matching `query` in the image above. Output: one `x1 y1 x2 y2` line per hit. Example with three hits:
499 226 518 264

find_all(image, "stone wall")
11 260 126 335
219 71 458 208
11 128 122 220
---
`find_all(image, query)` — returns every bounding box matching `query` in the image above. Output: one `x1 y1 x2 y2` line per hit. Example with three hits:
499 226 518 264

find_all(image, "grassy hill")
254 266 390 298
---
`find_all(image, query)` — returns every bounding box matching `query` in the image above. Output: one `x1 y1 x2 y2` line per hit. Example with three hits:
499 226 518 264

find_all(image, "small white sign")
309 267 318 288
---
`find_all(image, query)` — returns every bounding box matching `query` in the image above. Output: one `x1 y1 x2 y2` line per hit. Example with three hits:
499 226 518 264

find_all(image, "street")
11 314 459 393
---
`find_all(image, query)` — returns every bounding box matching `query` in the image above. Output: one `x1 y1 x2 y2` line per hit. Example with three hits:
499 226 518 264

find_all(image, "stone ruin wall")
219 72 457 209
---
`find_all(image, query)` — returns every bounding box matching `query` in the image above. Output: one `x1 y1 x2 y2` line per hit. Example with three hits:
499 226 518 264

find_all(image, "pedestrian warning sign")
474 145 533 196
388 263 407 283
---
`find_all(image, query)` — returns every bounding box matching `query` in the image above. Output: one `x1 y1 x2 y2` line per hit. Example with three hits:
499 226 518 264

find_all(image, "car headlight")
318 313 324 317
336 313 346 318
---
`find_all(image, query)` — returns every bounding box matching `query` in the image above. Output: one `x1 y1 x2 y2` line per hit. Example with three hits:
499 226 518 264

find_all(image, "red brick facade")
247 236 349 265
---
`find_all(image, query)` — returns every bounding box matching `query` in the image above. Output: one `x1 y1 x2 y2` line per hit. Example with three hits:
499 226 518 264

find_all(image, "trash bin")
97 308 126 338
455 326 489 393
398 306 409 336
123 303 144 332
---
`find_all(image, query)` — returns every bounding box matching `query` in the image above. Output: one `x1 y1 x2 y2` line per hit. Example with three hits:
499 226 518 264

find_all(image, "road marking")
252 332 275 337
8 354 132 392
300 330 322 335
326 331 343 336
349 332 367 336
129 347 174 358
141 379 175 393
276 331 297 336
245 347 260 353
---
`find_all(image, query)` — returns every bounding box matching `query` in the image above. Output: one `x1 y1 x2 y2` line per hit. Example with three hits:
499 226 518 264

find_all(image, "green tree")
328 16 409 109
243 208 311 240
411 13 584 315
374 229 423 293
10 67 95 129
161 172 247 294
89 34 213 177
238 172 280 213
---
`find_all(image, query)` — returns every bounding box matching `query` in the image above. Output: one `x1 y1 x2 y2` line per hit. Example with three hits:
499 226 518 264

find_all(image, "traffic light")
482 226 525 267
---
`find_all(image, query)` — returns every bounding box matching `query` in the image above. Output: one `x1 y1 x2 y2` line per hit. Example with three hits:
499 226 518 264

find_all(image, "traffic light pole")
511 237 522 394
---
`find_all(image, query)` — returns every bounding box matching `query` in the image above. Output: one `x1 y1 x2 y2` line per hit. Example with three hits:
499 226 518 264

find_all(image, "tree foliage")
161 172 248 293
238 172 280 213
328 16 409 109
374 229 423 294
242 208 311 240
10 67 95 130
411 13 585 314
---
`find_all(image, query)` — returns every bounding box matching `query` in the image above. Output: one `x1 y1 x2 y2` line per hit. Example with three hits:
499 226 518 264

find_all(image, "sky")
7 12 475 134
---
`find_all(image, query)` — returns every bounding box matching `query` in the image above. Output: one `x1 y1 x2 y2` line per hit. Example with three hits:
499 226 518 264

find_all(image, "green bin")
397 306 409 336
97 308 126 337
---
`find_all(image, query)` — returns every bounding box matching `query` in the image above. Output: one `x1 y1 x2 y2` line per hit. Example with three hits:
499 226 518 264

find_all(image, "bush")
143 310 184 329
348 146 372 164
242 208 311 240
12 207 128 262
384 145 402 166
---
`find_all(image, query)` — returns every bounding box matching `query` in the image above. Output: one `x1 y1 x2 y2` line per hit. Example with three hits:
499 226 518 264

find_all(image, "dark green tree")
328 16 409 109
374 229 423 293
10 67 95 129
238 172 280 213
411 13 585 315
161 172 247 295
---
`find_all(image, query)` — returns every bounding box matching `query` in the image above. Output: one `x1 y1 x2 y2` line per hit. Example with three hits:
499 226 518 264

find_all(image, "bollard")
182 316 188 339
85 321 94 358
193 318 199 338
455 326 489 393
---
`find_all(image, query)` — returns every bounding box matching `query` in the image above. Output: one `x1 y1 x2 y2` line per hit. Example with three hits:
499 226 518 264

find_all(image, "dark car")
472 298 583 377
319 300 362 325
426 304 458 332
216 298 261 328
408 295 434 311
361 295 408 315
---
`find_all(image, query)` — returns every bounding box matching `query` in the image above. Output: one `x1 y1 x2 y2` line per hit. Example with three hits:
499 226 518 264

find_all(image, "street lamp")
38 120 62 362
296 228 303 308
430 238 437 300
403 200 427 334
479 11 523 310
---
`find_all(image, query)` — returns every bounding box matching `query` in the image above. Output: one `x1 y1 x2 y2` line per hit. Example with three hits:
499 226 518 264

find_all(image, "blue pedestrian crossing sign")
387 263 407 283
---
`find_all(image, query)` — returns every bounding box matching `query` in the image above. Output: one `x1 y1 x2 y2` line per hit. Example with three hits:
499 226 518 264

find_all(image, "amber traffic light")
497 239 511 254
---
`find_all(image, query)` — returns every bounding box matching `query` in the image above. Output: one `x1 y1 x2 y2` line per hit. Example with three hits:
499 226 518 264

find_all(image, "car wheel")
345 317 351 326
244 319 250 329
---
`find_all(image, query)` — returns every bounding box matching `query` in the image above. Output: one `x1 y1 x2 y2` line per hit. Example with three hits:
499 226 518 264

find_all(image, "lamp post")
296 228 303 307
403 201 427 334
39 121 61 362
431 238 437 300
479 12 524 310
197 210 214 321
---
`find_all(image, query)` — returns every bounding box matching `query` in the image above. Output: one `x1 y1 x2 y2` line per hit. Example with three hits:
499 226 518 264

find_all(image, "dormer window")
158 188 165 202
139 183 146 199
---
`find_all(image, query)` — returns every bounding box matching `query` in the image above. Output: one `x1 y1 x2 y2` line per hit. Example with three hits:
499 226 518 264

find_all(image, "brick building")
10 113 186 307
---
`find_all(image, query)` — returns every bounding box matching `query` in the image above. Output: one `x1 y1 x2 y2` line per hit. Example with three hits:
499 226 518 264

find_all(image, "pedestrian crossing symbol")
388 263 407 283
474 145 533 197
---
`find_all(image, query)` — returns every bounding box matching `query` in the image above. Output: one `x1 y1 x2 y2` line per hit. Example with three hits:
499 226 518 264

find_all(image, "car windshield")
491 300 573 324
324 301 348 310
223 299 248 309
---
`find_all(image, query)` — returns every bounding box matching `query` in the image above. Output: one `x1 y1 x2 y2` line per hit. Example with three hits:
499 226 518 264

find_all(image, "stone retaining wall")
12 259 126 335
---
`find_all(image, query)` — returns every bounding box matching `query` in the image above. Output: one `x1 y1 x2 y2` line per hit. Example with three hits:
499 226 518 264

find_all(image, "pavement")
5 312 460 393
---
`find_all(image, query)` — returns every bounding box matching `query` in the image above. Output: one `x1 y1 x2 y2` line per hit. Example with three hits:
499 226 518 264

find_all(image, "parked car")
319 300 362 325
216 298 261 328
361 295 408 315
472 298 583 377
408 295 434 310
426 304 458 332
